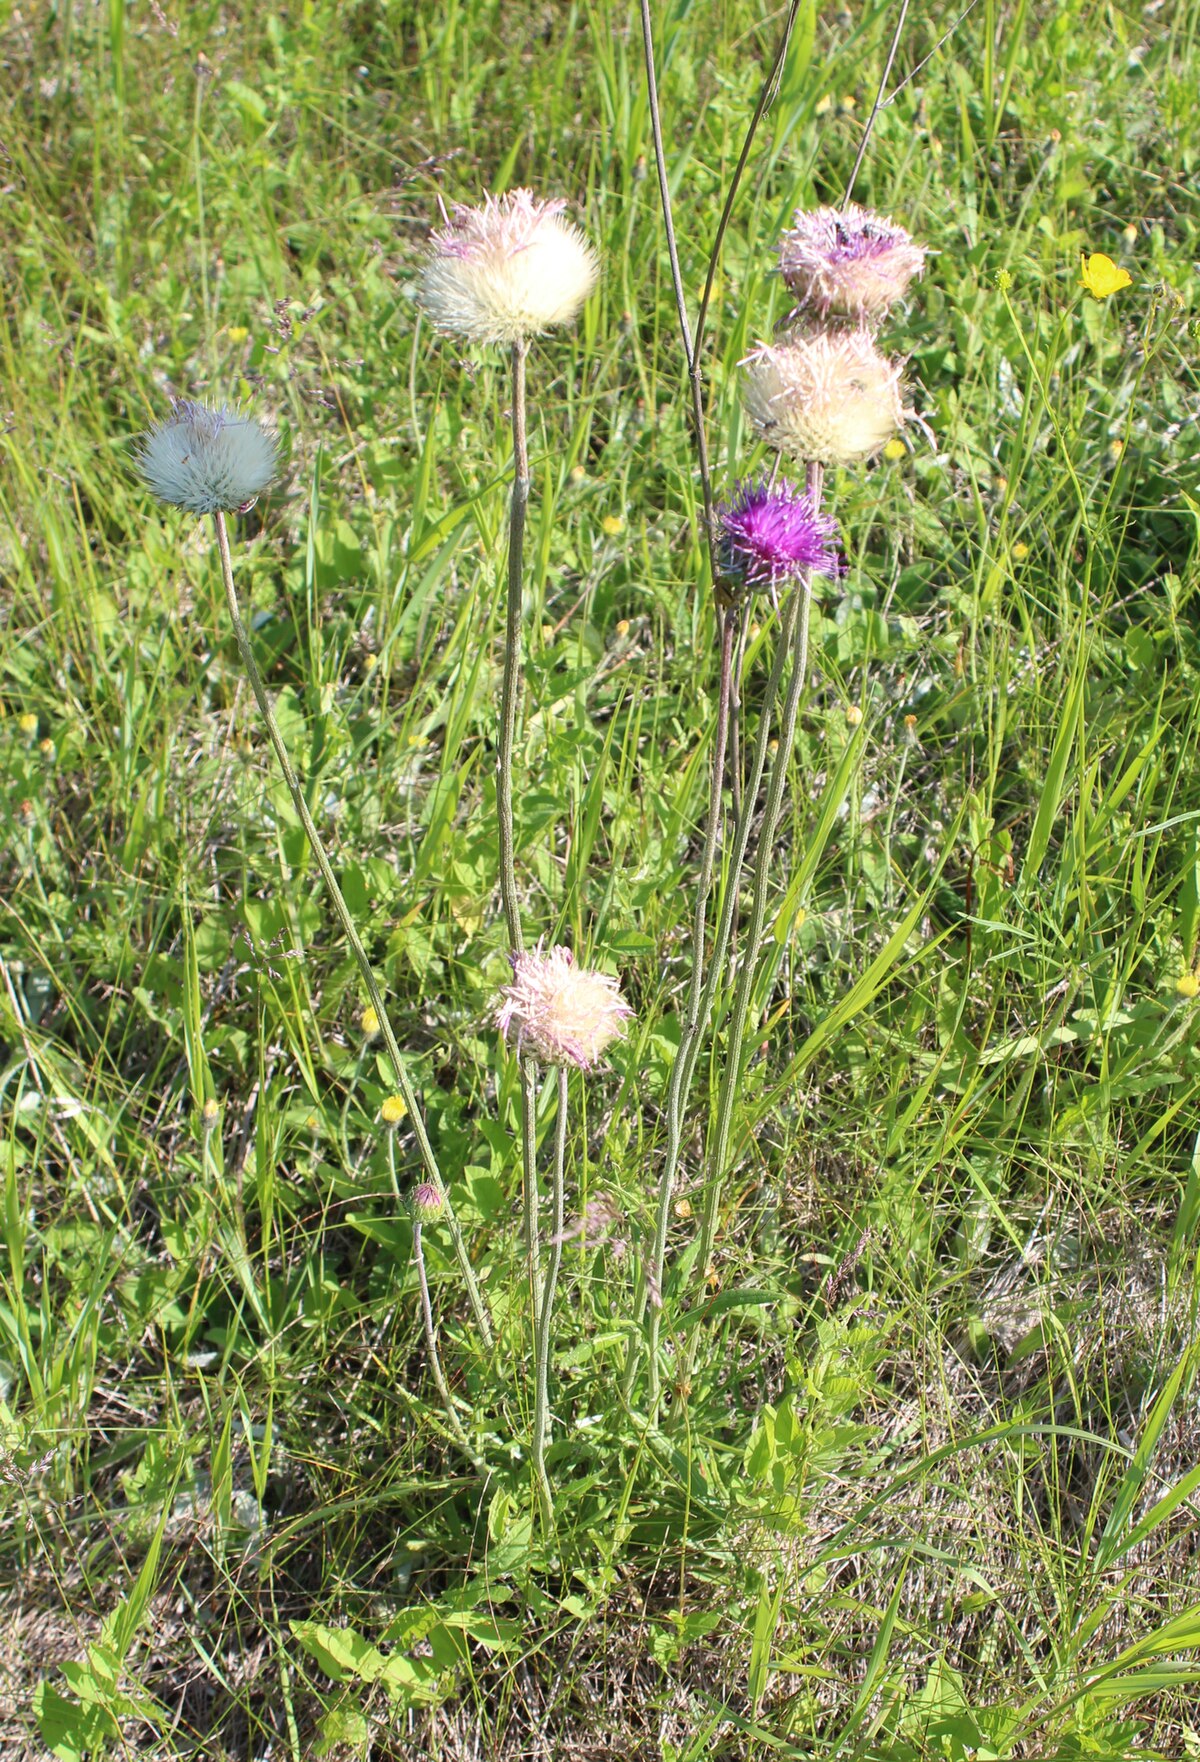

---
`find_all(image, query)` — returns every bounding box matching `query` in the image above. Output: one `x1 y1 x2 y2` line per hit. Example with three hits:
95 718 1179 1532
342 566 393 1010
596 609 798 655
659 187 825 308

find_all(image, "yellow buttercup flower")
1080 252 1132 300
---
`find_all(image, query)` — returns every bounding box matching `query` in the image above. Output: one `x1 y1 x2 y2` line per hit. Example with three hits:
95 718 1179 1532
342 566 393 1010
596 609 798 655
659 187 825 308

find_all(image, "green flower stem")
388 1136 484 1471
212 509 493 1349
532 1065 568 1530
498 338 530 955
631 584 802 1407
683 542 819 1388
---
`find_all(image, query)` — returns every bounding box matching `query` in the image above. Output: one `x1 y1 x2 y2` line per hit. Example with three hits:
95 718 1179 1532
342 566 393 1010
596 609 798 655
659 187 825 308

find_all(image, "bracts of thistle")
496 945 632 1526
133 399 494 1350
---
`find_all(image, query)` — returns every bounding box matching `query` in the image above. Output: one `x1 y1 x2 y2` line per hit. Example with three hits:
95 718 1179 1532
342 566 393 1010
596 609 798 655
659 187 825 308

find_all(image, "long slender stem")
627 586 800 1404
498 338 530 954
843 0 912 208
532 1066 568 1529
684 475 822 1383
388 1136 484 1471
212 510 493 1346
412 1221 483 1469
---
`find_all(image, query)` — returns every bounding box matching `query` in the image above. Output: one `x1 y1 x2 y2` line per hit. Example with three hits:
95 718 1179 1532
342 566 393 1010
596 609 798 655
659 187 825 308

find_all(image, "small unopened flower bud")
495 943 633 1070
38 738 55 761
615 618 631 637
883 437 907 462
380 1094 408 1126
360 1006 381 1038
778 203 924 322
412 1181 445 1223
200 1097 221 1134
135 400 278 515
742 329 908 467
418 189 598 347
845 704 863 726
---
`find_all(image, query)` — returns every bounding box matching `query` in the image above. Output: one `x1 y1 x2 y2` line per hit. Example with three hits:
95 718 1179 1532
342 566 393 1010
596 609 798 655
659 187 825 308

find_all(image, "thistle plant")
632 1 924 1412
134 399 494 1349
418 191 598 1487
496 945 632 1525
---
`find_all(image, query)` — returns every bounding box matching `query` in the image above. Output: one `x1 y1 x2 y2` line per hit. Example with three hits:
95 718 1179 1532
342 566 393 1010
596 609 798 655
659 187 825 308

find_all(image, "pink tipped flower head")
418 189 599 347
717 479 840 589
135 400 278 515
742 328 909 467
495 944 633 1070
778 204 925 321
412 1181 445 1224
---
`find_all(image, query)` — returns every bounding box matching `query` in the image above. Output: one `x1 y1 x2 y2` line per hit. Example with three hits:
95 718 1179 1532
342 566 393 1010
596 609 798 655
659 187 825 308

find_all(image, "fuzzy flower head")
418 190 599 347
778 204 925 321
135 400 278 515
411 1181 445 1224
717 479 840 589
742 329 908 467
495 944 632 1070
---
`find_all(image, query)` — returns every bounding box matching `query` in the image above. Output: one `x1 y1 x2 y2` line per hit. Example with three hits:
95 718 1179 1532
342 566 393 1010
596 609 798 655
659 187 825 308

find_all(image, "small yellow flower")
846 704 863 727
815 94 833 116
615 618 630 637
570 463 586 482
883 437 906 462
1175 973 1199 999
1109 438 1124 460
361 1006 381 1038
38 738 55 760
227 325 249 344
1080 252 1132 300
1012 542 1029 560
200 1098 221 1133
380 1095 408 1126
839 94 857 112
601 514 625 537
18 712 37 737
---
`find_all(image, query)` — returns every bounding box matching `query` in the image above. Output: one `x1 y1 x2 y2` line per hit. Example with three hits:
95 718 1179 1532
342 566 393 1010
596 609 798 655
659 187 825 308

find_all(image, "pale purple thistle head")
718 480 840 588
778 204 925 320
495 944 633 1071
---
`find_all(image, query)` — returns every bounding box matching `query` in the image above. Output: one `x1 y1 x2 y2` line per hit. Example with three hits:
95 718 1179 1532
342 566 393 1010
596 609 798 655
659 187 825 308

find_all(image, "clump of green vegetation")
2 2 1200 1758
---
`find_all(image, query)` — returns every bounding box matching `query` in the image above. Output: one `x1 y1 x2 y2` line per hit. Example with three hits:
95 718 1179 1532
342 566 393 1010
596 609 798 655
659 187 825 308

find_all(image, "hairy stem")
212 510 493 1346
684 469 823 1383
498 338 530 954
532 1066 568 1529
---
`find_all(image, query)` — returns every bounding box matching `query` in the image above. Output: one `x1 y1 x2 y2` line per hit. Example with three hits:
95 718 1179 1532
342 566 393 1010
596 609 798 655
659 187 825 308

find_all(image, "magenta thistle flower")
718 480 840 588
778 204 925 321
495 944 632 1070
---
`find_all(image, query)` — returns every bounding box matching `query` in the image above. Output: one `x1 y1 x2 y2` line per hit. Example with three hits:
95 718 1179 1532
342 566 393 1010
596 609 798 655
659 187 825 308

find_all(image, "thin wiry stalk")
212 511 493 1348
387 1135 484 1472
683 467 823 1384
498 338 530 954
842 0 913 208
532 1066 569 1530
628 584 801 1406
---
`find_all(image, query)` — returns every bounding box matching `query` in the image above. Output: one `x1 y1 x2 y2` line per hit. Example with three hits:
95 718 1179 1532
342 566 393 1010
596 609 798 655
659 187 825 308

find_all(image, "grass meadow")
3 0 1200 1755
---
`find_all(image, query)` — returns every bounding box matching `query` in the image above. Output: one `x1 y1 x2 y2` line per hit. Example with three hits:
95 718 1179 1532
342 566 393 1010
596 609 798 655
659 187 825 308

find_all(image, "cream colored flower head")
778 204 925 321
418 190 599 347
136 400 278 514
495 944 632 1070
742 328 908 467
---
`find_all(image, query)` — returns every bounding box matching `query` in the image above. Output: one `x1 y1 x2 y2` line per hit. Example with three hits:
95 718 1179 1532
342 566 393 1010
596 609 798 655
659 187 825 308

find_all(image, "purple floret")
717 479 840 587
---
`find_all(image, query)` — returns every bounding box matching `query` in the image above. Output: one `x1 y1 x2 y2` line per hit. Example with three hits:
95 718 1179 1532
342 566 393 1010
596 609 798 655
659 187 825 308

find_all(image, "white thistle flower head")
495 943 632 1070
136 400 278 515
778 204 926 321
418 190 599 347
742 328 909 467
